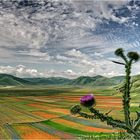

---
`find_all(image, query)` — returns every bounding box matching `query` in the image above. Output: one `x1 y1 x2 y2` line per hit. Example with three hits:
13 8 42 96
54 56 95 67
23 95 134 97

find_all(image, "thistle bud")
115 48 124 56
127 52 139 62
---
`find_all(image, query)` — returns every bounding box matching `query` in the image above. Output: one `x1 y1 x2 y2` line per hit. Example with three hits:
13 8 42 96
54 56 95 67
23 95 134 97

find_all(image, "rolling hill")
24 77 72 85
0 73 125 86
0 74 33 86
68 75 125 86
126 75 140 95
69 75 104 85
92 76 125 86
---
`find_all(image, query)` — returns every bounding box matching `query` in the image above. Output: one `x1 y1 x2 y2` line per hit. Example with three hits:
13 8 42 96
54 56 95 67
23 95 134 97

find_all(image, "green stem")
78 112 97 119
89 108 125 128
121 53 128 64
123 61 132 127
89 108 140 139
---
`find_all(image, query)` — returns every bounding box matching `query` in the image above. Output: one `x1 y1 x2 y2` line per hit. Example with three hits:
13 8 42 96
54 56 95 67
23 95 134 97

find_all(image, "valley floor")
0 86 139 139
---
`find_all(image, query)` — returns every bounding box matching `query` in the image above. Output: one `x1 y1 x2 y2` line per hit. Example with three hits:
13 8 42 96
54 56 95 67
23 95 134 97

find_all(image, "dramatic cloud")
0 0 140 78
0 65 43 77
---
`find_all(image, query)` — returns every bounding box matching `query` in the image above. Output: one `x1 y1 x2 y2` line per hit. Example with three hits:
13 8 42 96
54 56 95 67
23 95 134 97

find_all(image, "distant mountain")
24 77 72 85
0 74 33 86
92 76 125 86
0 73 125 86
69 75 124 86
69 75 104 85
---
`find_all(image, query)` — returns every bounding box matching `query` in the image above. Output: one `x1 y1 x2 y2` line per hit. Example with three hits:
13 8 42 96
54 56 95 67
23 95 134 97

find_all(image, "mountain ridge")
0 73 125 86
0 74 34 86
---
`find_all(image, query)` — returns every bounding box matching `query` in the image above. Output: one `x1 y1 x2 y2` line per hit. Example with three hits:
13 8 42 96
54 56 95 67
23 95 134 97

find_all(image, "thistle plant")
70 48 140 139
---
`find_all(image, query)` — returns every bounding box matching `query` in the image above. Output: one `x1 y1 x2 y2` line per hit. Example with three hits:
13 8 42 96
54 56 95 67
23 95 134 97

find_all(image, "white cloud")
0 66 15 74
66 49 86 58
15 65 43 77
73 0 129 24
0 65 79 78
0 65 43 78
88 68 95 75
94 52 103 58
56 49 96 67
56 54 69 61
0 13 48 49
18 49 51 61
64 69 77 77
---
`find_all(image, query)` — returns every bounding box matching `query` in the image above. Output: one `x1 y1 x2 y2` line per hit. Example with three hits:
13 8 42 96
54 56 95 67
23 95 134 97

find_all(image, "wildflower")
80 94 96 107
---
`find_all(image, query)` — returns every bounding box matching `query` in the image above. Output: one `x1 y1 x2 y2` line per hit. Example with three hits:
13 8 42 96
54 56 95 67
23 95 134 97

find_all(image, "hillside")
113 75 140 98
0 74 126 86
92 76 125 86
69 75 104 85
69 75 125 86
24 77 72 85
1 73 140 91
127 75 140 95
0 74 33 86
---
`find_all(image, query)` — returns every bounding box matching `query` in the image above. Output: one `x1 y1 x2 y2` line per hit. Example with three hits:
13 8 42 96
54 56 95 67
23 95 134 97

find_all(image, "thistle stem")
89 107 125 128
78 112 97 119
76 108 140 139
89 108 140 139
123 61 132 127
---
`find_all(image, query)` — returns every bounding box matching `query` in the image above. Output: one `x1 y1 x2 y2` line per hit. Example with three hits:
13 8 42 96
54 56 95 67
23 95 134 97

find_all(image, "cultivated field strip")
0 89 126 139
13 124 60 139
30 123 76 139
0 125 10 139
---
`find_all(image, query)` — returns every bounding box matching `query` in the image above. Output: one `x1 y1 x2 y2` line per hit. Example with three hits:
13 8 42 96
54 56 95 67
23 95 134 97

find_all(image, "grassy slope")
0 74 33 86
0 76 22 86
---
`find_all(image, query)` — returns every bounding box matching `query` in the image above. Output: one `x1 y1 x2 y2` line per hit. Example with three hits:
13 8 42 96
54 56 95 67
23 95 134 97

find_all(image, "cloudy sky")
0 0 140 78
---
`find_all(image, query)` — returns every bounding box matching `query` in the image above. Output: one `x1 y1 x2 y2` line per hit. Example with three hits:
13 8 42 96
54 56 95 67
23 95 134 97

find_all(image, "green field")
0 86 139 139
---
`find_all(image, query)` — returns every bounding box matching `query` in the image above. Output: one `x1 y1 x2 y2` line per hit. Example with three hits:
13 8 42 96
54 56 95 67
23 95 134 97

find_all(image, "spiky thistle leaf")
70 105 81 115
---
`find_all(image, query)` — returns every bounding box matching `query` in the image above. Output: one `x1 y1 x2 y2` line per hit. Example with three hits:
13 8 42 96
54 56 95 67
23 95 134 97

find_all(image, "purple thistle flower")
80 94 96 107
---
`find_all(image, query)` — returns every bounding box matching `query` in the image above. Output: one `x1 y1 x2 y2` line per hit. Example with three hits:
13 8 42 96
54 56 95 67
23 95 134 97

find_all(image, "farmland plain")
0 85 139 139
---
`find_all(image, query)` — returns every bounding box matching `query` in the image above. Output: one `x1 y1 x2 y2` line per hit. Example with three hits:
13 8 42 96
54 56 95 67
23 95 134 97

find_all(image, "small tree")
70 48 140 139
